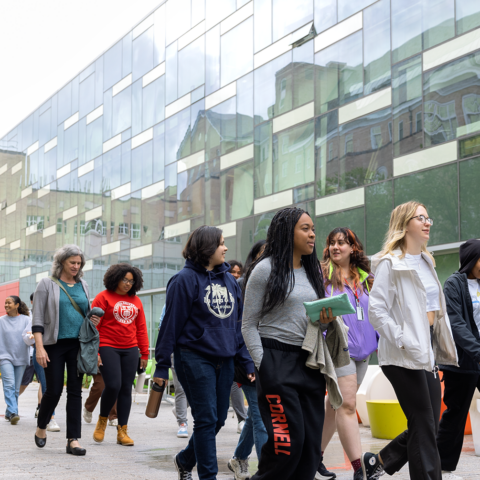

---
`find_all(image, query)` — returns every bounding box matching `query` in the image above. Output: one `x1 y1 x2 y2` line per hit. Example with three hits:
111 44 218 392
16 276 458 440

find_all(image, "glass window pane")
104 41 123 91
143 75 165 130
191 99 206 154
166 0 191 45
254 121 273 198
79 74 95 119
254 51 292 124
166 42 178 105
132 79 143 136
459 134 480 159
394 163 458 245
456 0 480 34
314 0 337 34
103 145 122 192
293 40 314 109
206 26 220 95
315 110 339 197
121 141 131 185
221 18 253 87
39 109 51 146
153 122 165 183
436 253 459 286
133 27 154 81
315 31 363 116
364 0 391 96
338 0 377 21
112 86 132 136
95 57 103 108
422 0 454 50
123 33 132 77
316 207 365 250
165 108 191 165
273 120 314 193
177 164 205 221
58 82 72 125
178 36 205 98
103 88 113 141
460 156 480 239
272 0 313 42
254 0 272 53
391 0 422 64
365 180 392 255
64 123 78 164
205 157 221 225
86 117 103 161
154 6 166 65
206 0 236 30
206 97 236 158
327 107 392 195
221 161 254 223
424 53 480 148
131 141 153 192
237 72 254 148
392 55 423 157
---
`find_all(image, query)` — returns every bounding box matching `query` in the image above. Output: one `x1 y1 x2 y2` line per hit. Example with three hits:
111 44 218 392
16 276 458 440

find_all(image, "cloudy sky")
0 0 163 139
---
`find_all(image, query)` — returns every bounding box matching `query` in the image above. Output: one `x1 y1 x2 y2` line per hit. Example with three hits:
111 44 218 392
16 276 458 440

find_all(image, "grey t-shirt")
241 257 319 369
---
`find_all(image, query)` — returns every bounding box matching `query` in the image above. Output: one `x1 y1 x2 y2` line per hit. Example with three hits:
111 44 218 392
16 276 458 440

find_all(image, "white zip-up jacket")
369 250 458 371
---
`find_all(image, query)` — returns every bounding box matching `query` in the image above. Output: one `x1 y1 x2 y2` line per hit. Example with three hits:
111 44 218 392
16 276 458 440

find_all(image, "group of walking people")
1 199 479 480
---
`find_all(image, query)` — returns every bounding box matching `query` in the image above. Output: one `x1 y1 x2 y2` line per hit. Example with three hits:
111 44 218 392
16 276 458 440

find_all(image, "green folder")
303 293 356 323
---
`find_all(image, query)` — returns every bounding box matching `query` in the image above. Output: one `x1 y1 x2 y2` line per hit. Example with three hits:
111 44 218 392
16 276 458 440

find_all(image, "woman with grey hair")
32 244 101 456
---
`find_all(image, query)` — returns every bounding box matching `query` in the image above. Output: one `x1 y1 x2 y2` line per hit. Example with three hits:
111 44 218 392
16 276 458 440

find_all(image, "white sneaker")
177 423 188 438
83 407 92 423
442 472 463 480
228 457 250 480
108 418 118 426
46 419 60 432
237 420 245 434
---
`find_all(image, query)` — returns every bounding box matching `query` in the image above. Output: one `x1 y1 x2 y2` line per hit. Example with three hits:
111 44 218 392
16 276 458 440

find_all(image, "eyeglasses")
412 215 433 226
121 278 135 286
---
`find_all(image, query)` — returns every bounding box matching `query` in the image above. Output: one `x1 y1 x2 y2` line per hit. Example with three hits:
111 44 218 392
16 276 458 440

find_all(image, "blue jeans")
0 362 27 417
234 384 268 461
33 345 55 416
174 348 234 480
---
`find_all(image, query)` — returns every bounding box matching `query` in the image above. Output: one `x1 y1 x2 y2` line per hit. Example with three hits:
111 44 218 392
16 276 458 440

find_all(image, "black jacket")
440 272 480 374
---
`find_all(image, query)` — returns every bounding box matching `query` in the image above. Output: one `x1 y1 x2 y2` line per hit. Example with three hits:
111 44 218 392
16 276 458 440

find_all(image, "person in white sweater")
0 295 34 424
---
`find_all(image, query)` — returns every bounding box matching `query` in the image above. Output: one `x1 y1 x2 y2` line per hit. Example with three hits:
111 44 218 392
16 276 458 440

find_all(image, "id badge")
356 306 364 320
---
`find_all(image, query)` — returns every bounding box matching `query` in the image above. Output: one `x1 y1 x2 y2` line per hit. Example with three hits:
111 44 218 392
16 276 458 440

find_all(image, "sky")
0 0 164 140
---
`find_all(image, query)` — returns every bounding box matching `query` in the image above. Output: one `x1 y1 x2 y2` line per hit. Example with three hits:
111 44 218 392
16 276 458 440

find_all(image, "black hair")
243 207 325 316
244 240 266 272
30 293 34 302
103 263 144 296
228 260 243 272
7 295 30 316
182 225 223 267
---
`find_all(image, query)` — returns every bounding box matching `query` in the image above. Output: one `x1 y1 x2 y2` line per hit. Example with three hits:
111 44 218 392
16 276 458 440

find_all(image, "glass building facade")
1 0 480 355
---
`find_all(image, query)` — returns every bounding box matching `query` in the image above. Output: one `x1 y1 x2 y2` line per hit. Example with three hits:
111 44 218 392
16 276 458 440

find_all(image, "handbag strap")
50 276 84 316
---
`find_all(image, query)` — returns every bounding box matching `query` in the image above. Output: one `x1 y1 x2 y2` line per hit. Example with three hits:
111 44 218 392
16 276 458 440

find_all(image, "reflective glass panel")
315 31 363 116
132 79 142 136
314 0 336 34
112 86 132 136
166 42 178 105
104 41 123 91
39 109 51 146
131 140 153 192
177 164 205 221
178 36 205 98
191 100 206 154
121 141 131 186
364 0 391 95
391 0 421 64
133 27 154 81
422 0 454 50
79 74 95 119
103 146 122 192
365 180 392 255
86 117 103 161
394 164 458 245
143 76 165 129
293 40 314 109
221 18 253 87
459 135 480 159
95 57 103 108
456 0 480 34
424 53 480 147
206 0 236 29
254 121 273 198
123 33 132 77
205 157 221 225
221 161 254 223
273 120 314 193
338 0 376 21
58 82 72 124
254 51 292 124
237 73 254 148
153 123 165 183
392 55 423 157
316 207 366 249
459 156 480 239
206 97 236 158
326 107 392 195
103 88 113 141
254 0 272 53
206 26 220 95
272 0 313 42
166 0 191 44
315 110 339 197
165 108 191 165
64 123 79 164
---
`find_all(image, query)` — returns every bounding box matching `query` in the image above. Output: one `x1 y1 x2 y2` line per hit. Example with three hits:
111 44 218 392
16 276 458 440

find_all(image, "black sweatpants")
99 346 138 426
437 370 480 471
37 339 83 438
380 365 442 480
251 338 326 480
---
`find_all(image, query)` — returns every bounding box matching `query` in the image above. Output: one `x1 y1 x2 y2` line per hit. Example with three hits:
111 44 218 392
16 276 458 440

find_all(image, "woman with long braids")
318 228 378 480
242 207 336 480
0 296 33 424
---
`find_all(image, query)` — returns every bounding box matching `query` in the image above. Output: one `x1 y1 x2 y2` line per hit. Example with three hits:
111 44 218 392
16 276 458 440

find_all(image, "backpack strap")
50 276 84 316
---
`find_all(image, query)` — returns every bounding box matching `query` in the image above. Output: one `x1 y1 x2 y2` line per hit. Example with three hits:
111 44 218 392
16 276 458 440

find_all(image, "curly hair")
103 263 144 296
51 244 86 281
8 295 30 316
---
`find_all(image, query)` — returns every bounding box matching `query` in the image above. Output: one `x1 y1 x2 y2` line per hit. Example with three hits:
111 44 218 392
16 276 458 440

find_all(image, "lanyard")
344 278 359 305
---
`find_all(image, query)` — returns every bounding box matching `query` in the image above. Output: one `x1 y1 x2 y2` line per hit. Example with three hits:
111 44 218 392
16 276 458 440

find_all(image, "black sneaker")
353 467 364 480
361 453 385 480
5 414 11 422
10 414 20 425
317 457 336 479
174 454 193 480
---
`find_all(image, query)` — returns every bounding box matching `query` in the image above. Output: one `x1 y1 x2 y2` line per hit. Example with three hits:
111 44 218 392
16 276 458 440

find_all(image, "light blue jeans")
0 362 27 417
234 384 268 461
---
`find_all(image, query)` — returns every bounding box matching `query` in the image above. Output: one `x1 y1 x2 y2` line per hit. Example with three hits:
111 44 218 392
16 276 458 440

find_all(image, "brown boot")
117 425 134 446
93 415 108 443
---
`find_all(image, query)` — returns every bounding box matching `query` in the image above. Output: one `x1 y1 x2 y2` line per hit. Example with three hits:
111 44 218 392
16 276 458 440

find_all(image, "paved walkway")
1 381 479 479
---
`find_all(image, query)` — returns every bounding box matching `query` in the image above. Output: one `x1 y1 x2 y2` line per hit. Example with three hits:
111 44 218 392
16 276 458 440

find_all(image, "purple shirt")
325 279 378 361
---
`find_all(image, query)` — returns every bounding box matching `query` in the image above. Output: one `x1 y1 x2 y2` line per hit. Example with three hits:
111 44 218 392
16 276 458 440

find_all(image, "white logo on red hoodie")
113 301 138 324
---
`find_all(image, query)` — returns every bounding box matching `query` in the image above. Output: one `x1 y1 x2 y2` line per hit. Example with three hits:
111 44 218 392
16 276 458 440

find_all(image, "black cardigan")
440 272 480 374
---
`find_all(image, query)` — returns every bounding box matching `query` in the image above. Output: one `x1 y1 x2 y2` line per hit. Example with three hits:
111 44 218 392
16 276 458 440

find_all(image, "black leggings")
99 347 138 426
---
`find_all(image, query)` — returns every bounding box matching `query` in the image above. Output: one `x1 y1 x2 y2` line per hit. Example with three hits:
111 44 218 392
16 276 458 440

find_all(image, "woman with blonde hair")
361 201 458 480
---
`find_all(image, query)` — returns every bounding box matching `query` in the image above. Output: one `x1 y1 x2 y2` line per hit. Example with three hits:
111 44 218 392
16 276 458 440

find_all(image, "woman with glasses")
362 202 457 480
91 263 148 447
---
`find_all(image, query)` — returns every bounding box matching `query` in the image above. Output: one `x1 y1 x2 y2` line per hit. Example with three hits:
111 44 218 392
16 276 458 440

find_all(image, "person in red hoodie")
91 263 148 446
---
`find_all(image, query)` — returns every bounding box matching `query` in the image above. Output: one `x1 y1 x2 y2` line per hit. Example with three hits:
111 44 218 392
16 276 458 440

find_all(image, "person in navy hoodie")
153 225 255 480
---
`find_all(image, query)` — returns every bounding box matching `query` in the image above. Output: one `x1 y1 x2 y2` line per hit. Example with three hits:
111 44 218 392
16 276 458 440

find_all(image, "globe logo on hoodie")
113 301 139 324
204 283 235 319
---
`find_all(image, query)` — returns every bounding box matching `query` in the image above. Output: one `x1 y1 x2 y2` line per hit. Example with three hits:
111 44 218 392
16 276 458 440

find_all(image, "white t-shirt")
467 279 480 332
405 253 440 312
